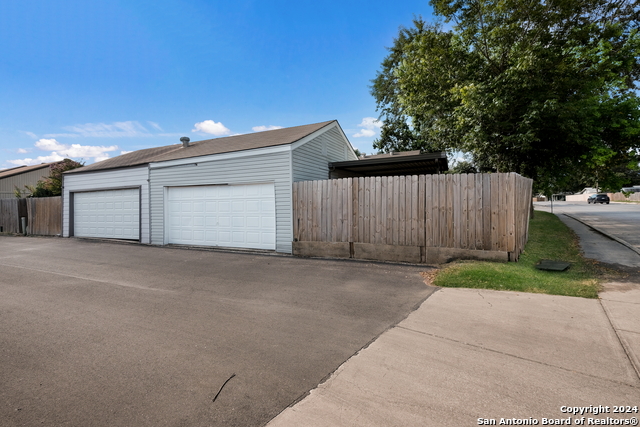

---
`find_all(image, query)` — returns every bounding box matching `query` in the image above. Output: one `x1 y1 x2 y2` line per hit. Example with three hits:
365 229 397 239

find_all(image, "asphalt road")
534 200 640 251
0 237 434 427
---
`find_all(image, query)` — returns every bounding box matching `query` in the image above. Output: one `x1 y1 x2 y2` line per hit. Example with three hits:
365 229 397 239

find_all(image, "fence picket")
418 175 425 247
490 174 500 251
483 174 492 250
306 181 313 242
461 174 469 249
398 176 405 245
411 175 418 246
507 173 516 253
446 175 454 247
453 174 461 248
467 174 476 250
424 175 433 247
475 173 483 250
380 176 387 244
335 179 341 241
499 173 508 251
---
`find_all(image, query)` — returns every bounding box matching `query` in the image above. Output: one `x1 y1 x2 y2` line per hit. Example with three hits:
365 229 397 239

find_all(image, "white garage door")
167 183 276 250
74 189 140 240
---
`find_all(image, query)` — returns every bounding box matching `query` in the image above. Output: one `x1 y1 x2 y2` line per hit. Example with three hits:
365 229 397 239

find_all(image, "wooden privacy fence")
26 197 62 235
293 173 533 263
0 198 26 234
608 192 640 202
0 197 62 236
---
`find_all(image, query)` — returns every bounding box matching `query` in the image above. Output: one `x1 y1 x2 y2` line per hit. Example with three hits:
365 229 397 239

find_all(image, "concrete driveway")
0 236 434 427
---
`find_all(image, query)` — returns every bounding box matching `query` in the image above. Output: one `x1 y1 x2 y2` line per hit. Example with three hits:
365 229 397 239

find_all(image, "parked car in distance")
587 194 610 204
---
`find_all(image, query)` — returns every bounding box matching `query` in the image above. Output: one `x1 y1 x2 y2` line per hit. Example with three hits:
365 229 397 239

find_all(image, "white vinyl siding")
74 189 140 240
150 151 293 253
166 183 276 250
62 166 150 243
292 126 357 182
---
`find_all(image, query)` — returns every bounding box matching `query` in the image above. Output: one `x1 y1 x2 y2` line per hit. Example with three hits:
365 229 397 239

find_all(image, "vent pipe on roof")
180 137 190 148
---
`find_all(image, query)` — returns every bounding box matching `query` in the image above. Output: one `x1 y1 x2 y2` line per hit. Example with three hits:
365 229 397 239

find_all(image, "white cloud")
94 154 111 163
120 150 133 155
4 138 120 166
35 138 65 151
147 121 163 131
360 117 383 129
353 117 382 138
8 153 65 166
33 138 118 159
192 120 231 136
353 128 376 138
45 121 152 138
17 148 29 153
252 125 283 132
20 131 38 139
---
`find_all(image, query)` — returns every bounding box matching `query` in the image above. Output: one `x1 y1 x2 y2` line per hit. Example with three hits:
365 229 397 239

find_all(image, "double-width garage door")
73 189 140 240
167 183 276 250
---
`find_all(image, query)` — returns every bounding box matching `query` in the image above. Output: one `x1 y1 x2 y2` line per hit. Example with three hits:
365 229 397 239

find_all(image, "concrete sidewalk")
267 287 640 426
267 206 640 426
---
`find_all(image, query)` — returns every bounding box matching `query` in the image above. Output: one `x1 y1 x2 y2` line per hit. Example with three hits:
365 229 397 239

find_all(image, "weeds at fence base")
431 211 603 298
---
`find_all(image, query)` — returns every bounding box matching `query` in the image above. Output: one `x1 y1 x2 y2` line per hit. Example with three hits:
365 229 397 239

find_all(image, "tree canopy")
18 159 84 198
371 0 640 193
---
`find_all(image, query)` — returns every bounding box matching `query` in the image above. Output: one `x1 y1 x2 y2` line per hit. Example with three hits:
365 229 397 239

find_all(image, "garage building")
62 120 356 253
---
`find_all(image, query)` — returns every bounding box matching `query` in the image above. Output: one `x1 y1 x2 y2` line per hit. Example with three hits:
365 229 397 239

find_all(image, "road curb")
562 213 640 257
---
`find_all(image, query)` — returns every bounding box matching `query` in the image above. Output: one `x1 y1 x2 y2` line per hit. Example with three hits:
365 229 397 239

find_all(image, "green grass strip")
432 211 601 298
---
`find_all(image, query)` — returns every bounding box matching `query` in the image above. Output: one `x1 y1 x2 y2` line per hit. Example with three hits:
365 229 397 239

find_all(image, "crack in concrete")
0 261 174 293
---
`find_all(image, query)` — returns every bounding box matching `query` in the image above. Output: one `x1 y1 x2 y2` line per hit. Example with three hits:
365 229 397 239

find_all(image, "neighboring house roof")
66 120 337 174
0 162 58 179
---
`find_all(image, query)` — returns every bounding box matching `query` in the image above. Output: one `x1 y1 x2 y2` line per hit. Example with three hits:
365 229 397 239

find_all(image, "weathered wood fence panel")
608 192 640 202
0 197 61 236
293 173 534 262
26 197 62 236
0 199 25 233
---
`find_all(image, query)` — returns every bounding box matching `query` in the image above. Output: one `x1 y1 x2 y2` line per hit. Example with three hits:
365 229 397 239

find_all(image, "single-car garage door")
73 189 140 240
167 183 276 250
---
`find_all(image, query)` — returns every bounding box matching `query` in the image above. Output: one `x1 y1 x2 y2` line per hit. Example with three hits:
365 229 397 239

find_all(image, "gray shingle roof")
66 120 336 174
0 162 60 179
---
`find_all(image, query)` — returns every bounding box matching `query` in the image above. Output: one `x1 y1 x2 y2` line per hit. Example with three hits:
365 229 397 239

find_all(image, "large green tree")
371 0 640 192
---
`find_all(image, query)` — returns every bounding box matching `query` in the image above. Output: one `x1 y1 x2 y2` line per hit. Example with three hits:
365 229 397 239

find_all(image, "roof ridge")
0 161 61 178
65 120 339 174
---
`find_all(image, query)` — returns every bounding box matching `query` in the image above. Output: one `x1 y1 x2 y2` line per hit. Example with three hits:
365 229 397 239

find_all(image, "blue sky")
0 1 436 169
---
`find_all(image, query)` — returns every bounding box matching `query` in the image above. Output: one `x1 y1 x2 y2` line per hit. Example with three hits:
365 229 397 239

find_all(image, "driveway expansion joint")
395 325 640 388
598 299 640 381
618 329 640 336
600 298 640 306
